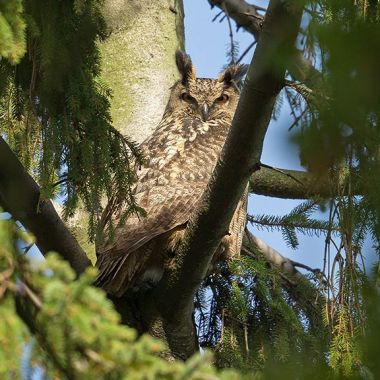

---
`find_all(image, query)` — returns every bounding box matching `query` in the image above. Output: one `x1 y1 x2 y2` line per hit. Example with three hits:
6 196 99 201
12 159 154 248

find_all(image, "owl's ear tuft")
176 50 196 85
219 64 248 87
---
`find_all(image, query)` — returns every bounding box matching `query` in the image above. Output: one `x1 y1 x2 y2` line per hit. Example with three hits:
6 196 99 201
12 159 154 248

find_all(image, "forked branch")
208 0 324 89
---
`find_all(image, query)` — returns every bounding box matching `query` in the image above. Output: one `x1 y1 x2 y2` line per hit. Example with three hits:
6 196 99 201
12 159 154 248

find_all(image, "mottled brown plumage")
95 51 248 296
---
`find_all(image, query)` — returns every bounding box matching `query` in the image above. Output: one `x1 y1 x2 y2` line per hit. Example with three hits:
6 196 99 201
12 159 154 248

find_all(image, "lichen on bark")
100 0 185 142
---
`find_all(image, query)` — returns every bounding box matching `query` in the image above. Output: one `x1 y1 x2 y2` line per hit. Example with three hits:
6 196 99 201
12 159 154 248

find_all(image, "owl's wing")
97 115 200 255
97 185 200 256
95 116 211 294
95 184 203 295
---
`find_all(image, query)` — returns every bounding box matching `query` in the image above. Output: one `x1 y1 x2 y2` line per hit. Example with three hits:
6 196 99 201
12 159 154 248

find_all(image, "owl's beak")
200 104 209 122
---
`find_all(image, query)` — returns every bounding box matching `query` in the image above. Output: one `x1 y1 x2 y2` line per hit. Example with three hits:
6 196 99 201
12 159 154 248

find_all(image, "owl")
95 51 248 297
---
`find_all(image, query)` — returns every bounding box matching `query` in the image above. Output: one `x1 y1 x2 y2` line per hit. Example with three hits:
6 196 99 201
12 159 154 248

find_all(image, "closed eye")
215 94 229 104
181 92 196 103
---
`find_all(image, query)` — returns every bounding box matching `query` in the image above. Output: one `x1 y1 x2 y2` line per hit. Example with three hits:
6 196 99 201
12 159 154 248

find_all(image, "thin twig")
17 281 43 309
236 41 257 64
291 260 321 275
22 243 35 255
52 177 68 188
288 107 308 131
212 10 224 22
221 3 237 64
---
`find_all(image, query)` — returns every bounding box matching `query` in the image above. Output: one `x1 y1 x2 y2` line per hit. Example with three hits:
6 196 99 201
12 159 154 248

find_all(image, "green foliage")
296 0 380 249
283 1 380 377
248 200 332 249
0 0 143 240
197 192 380 379
329 307 361 376
195 247 380 379
0 0 26 63
0 216 240 379
1 0 380 378
196 249 328 376
0 297 26 378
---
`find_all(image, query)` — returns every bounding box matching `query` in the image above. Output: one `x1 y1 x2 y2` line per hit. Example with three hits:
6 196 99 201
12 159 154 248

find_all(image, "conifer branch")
244 230 323 277
208 0 324 89
149 0 306 359
247 212 333 234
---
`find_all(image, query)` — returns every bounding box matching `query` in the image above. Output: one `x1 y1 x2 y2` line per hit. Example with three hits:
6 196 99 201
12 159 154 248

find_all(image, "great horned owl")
96 51 248 297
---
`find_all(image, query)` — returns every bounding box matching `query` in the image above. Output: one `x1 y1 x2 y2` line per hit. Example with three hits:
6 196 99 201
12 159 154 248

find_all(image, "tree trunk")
101 0 185 141
67 0 185 258
99 0 193 358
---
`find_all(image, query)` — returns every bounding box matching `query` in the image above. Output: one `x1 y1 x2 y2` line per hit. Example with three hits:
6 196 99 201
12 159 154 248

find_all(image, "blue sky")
184 1 377 273
184 0 326 270
12 1 376 273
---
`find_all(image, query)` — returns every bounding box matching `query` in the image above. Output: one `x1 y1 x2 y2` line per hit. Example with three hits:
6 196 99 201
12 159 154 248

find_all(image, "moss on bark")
100 0 185 142
70 0 185 256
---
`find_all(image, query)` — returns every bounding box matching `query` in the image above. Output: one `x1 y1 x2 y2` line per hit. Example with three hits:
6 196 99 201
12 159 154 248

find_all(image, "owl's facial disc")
176 76 237 122
180 90 209 121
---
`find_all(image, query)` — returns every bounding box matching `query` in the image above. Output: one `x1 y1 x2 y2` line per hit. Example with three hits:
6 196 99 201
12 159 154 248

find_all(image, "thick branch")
245 233 298 275
0 137 90 275
150 0 305 358
250 166 363 199
208 0 323 89
245 232 322 276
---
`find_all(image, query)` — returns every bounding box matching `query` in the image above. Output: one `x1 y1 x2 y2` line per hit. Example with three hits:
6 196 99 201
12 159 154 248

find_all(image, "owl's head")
165 51 248 122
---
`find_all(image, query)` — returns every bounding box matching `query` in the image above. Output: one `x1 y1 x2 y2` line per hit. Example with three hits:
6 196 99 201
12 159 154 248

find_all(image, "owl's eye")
181 92 195 103
215 94 229 104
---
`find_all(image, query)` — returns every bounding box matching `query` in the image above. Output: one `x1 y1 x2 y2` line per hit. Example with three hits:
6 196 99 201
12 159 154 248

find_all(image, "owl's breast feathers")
95 116 247 296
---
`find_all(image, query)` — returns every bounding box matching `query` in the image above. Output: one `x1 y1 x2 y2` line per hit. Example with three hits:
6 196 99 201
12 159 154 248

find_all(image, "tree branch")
244 231 321 276
0 137 90 275
150 0 305 359
208 0 324 89
249 166 363 199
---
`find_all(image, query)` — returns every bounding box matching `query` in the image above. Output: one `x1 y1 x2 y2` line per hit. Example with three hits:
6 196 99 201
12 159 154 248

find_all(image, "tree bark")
250 166 363 199
143 0 305 359
100 0 185 142
0 137 90 276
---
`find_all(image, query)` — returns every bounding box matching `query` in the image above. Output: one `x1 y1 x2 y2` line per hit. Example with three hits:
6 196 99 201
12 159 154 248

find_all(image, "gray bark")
0 137 90 276
101 0 185 141
67 0 186 257
250 166 363 199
